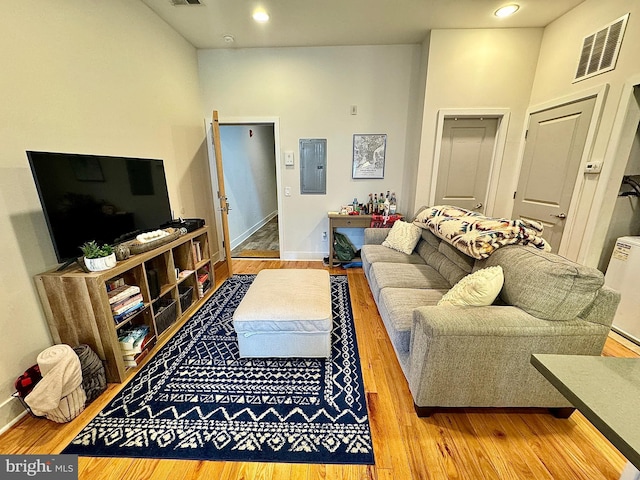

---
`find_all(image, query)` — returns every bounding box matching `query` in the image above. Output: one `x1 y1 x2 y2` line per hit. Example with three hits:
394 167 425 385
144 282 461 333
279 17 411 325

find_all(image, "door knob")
475 203 483 209
551 213 567 219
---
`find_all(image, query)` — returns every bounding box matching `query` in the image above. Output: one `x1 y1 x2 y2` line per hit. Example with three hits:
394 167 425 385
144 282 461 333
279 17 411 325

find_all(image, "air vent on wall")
574 13 629 83
170 0 203 5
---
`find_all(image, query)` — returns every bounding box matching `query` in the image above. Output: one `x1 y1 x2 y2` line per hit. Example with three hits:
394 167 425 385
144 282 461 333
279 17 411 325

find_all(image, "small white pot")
84 253 117 272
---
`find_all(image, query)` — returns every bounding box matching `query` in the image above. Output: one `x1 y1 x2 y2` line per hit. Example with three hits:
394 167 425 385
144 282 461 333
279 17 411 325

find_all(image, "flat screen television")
27 151 173 264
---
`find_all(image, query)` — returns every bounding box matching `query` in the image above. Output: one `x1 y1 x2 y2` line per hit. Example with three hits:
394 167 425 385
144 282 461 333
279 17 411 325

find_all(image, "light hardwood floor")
1 259 637 480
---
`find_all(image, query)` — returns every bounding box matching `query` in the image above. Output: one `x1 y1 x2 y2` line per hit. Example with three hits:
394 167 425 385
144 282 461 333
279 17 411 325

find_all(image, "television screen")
27 151 173 263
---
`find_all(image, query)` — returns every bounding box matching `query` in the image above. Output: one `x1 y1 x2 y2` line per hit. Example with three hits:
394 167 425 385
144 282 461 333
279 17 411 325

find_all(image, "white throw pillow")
437 266 504 307
382 221 422 255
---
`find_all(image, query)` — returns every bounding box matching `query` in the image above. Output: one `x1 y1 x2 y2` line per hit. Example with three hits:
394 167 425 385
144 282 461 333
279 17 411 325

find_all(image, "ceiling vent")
170 0 203 5
574 13 629 83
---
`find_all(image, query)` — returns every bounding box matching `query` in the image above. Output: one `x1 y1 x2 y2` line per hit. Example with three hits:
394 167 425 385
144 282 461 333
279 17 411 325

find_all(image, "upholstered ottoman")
232 269 333 358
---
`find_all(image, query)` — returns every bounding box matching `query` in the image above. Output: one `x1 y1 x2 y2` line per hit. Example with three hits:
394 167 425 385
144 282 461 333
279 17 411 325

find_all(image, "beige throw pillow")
438 266 504 306
382 221 422 255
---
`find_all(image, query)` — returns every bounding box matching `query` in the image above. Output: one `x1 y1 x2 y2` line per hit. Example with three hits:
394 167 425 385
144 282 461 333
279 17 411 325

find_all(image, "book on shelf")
106 277 126 292
123 347 150 367
108 284 141 304
111 293 143 314
192 241 202 263
113 304 144 325
197 272 209 297
118 325 150 352
113 299 144 317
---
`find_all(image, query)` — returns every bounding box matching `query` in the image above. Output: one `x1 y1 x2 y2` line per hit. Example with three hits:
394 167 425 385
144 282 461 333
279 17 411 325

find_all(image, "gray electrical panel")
299 139 327 194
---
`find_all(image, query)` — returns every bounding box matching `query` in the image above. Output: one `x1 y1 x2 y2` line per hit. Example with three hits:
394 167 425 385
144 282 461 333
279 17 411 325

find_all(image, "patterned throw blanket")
413 205 551 259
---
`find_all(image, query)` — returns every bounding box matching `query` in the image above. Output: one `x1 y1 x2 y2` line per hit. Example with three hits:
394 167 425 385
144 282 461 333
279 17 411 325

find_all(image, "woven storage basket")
11 392 44 418
123 228 181 255
155 298 177 335
73 344 106 403
179 285 194 313
44 385 86 423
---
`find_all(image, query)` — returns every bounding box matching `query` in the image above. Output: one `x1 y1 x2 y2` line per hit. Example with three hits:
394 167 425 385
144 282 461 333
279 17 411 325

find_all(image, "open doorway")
598 84 640 272
219 123 280 259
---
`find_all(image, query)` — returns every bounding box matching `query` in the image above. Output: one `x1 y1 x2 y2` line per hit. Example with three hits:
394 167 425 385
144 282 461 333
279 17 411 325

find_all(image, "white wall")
528 0 640 266
198 45 422 258
414 28 544 218
220 125 278 248
0 0 214 430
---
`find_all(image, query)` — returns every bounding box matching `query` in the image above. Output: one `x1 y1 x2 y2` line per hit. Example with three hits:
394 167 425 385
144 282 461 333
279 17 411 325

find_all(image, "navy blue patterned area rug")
63 274 374 465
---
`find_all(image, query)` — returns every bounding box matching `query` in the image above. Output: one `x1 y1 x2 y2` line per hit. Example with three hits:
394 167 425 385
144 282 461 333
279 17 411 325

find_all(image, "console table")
531 354 640 478
328 214 373 267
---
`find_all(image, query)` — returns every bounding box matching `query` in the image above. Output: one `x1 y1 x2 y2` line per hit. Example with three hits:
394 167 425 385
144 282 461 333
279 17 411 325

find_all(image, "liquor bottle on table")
389 192 397 215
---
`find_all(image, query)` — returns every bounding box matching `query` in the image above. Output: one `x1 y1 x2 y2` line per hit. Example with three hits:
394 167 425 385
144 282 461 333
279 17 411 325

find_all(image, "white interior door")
434 117 498 214
512 97 596 252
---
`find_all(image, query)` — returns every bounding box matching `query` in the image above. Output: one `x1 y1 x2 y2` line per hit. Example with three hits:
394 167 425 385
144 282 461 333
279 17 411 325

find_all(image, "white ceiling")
140 0 586 49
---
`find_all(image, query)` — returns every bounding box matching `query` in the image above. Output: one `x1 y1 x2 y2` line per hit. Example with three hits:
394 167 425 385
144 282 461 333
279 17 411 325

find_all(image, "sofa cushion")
438 241 475 274
361 244 424 278
378 288 447 368
368 262 451 302
438 266 504 307
415 241 468 287
482 245 604 320
382 221 422 254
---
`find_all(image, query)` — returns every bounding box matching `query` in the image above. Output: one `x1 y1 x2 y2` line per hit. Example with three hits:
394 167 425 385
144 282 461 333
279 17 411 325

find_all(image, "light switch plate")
584 160 602 173
284 151 295 166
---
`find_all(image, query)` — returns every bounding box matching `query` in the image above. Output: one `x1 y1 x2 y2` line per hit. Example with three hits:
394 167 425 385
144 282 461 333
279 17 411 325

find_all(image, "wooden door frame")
512 84 608 259
205 115 282 263
430 108 510 216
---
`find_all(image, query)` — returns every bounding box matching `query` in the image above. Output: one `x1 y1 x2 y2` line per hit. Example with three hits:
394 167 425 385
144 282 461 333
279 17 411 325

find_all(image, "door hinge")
513 191 517 199
525 130 528 140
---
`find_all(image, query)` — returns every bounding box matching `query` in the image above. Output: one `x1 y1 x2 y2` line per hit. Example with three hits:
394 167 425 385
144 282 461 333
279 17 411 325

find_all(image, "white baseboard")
281 251 327 261
0 395 27 435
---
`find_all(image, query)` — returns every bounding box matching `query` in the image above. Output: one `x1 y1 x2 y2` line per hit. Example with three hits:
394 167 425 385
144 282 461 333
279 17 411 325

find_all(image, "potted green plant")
80 241 117 272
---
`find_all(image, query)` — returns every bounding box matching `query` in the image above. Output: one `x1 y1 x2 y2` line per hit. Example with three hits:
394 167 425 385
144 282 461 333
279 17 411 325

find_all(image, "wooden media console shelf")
34 227 213 383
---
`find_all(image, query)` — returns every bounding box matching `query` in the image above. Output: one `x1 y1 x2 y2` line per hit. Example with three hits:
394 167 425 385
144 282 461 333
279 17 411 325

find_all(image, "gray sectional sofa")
361 224 620 416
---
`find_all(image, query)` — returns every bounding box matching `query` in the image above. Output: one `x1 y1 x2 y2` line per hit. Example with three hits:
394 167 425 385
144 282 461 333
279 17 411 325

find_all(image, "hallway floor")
231 216 279 258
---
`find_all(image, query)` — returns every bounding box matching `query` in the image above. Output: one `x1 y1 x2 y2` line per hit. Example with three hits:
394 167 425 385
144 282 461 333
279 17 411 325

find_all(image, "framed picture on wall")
352 134 386 179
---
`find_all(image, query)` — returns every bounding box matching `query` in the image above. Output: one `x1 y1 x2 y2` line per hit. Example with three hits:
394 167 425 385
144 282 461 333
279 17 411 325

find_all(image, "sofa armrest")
578 285 620 328
407 305 610 408
364 228 390 245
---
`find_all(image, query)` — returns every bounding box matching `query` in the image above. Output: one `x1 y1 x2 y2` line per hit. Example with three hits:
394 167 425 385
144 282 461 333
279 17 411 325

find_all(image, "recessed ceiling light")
252 10 270 23
494 4 520 17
